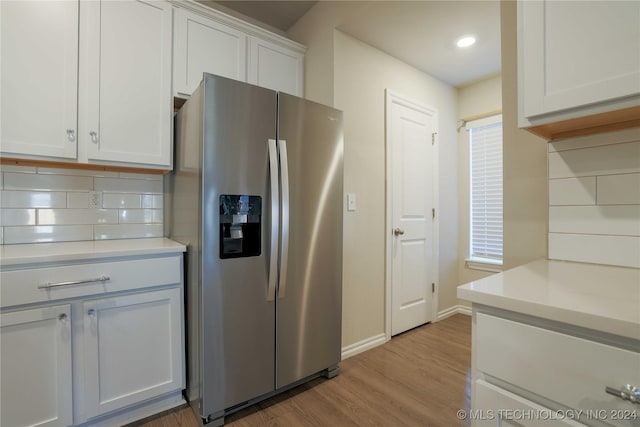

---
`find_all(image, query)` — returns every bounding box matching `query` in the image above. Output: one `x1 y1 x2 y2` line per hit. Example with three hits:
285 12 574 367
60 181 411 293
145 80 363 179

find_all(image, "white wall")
456 74 502 293
0 165 163 244
289 5 458 351
548 129 640 268
500 1 548 270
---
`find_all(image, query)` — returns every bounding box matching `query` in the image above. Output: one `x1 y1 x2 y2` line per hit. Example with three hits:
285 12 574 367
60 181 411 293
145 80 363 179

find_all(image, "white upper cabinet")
518 0 640 137
173 8 247 97
171 1 305 98
248 37 304 96
0 1 79 159
1 0 173 170
80 0 173 168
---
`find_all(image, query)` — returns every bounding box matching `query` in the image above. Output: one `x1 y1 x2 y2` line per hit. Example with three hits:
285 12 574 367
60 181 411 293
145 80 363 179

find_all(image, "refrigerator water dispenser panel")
220 195 262 258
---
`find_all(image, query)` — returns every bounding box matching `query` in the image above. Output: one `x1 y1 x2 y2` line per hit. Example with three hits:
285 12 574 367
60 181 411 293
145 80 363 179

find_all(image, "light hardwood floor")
135 314 471 427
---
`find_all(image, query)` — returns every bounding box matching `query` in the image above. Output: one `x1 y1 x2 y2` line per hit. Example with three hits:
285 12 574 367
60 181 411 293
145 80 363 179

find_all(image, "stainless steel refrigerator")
166 73 343 426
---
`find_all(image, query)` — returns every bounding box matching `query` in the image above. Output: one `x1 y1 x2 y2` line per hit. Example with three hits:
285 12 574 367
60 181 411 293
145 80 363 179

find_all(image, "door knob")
394 228 405 236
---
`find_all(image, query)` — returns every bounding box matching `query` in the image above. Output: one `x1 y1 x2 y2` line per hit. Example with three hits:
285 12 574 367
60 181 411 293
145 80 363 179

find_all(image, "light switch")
347 193 356 211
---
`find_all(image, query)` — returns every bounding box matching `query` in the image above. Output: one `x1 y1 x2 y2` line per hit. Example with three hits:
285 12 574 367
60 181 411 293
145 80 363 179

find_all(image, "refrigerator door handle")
278 140 290 299
267 139 280 301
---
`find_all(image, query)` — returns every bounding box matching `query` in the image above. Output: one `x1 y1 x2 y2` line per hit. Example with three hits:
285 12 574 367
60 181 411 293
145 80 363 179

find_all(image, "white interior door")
387 91 437 336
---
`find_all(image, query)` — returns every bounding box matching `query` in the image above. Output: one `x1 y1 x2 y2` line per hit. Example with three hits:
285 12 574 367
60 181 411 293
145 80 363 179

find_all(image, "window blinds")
469 115 503 262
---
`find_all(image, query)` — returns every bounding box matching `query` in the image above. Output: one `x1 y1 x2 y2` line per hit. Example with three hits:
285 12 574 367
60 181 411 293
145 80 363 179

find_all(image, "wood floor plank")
134 314 471 427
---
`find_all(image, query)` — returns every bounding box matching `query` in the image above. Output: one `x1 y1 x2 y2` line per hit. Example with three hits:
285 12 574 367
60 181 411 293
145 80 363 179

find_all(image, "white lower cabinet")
0 305 73 427
0 253 184 427
472 308 640 427
81 288 183 419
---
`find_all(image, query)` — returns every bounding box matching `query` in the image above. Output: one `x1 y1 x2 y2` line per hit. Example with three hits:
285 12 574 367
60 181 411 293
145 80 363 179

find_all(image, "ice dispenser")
219 195 261 258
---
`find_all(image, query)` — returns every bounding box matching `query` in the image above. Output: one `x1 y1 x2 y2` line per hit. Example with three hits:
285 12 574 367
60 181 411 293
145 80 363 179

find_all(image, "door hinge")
431 132 437 145
432 208 435 219
432 283 435 293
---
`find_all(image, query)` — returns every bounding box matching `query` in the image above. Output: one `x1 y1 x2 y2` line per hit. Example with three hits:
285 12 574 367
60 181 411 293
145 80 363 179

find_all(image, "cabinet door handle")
89 131 99 144
38 275 110 289
606 384 640 404
87 309 96 317
66 129 76 142
58 313 68 322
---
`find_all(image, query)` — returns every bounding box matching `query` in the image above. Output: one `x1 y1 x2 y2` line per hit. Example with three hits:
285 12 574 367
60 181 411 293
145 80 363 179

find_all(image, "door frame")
384 89 440 341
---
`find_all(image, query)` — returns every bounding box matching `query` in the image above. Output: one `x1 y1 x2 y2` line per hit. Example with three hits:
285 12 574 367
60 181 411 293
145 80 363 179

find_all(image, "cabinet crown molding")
169 0 306 54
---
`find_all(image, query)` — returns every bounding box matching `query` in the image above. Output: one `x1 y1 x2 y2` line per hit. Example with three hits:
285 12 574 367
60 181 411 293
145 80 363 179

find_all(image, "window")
468 115 503 271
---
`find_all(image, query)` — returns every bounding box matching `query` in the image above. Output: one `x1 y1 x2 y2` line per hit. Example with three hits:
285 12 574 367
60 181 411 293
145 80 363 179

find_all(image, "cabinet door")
519 0 640 120
173 8 248 97
82 288 183 418
248 37 304 96
1 305 73 427
79 0 172 167
0 0 78 159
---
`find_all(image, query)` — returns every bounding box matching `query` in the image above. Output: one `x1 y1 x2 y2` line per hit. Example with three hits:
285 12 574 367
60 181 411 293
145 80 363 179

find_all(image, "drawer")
474 380 585 426
476 313 640 422
1 255 182 308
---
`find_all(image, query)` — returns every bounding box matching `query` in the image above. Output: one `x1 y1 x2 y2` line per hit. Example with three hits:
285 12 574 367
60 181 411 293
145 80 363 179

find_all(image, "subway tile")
597 173 640 205
3 172 93 191
1 191 67 208
67 192 90 209
102 193 142 209
119 172 163 181
94 177 162 193
94 224 163 240
549 233 640 268
0 209 36 226
4 225 93 244
118 209 163 224
142 194 163 209
38 209 118 225
548 177 596 206
0 165 36 173
549 205 640 236
548 141 640 179
36 167 118 178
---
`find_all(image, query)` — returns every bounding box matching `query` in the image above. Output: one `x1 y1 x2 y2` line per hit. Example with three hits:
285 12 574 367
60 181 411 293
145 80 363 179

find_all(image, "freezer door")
200 74 278 417
276 93 343 388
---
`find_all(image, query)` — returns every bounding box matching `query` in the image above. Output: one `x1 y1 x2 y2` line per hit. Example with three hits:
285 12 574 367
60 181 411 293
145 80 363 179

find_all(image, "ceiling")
204 1 501 87
214 1 317 32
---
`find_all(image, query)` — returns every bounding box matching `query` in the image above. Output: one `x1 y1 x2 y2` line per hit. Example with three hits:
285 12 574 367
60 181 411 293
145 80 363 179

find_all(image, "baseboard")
78 391 185 427
341 333 386 360
438 304 471 320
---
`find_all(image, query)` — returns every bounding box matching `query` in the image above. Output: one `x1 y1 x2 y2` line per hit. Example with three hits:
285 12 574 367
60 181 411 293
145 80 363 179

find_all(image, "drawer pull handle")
606 384 640 404
38 275 111 289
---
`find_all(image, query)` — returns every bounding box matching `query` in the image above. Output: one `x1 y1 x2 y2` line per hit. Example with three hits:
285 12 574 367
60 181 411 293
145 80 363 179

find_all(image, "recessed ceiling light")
456 36 476 48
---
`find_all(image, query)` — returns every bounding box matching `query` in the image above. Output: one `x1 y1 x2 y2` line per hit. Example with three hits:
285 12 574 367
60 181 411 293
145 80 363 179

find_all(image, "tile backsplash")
548 128 640 268
0 165 163 244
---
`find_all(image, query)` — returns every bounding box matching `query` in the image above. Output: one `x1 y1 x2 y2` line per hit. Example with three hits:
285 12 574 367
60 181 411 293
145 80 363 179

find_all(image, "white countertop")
457 259 640 340
0 238 186 267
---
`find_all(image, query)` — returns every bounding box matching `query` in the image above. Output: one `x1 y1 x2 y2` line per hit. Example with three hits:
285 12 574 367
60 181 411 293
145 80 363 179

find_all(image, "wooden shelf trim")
0 157 170 175
526 105 640 141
